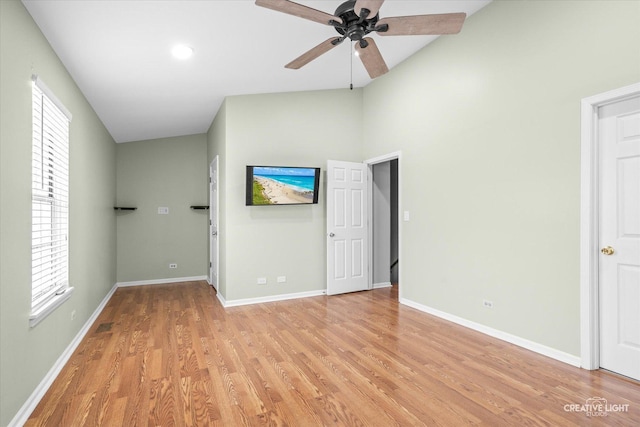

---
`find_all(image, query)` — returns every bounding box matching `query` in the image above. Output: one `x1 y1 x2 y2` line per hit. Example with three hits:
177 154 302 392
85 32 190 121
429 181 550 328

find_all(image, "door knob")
212 231 218 236
329 232 335 237
601 246 614 255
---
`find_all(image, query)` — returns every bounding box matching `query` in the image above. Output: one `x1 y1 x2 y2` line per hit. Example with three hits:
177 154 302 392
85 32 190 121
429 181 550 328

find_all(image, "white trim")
223 290 326 308
116 276 208 288
579 82 640 370
400 297 581 368
209 156 219 291
365 151 402 165
365 151 402 299
29 287 75 328
366 164 374 290
31 75 72 120
372 281 392 289
216 291 227 307
9 283 118 427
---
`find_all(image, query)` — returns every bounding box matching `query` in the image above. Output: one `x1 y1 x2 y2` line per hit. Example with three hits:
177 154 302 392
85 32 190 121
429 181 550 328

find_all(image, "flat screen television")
246 165 321 206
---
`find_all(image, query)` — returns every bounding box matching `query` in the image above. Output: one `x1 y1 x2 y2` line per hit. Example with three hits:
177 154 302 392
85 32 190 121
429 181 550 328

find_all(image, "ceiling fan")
255 0 466 79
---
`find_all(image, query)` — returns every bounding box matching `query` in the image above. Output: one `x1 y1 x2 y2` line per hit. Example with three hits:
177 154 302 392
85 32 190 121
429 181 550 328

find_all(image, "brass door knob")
601 246 615 255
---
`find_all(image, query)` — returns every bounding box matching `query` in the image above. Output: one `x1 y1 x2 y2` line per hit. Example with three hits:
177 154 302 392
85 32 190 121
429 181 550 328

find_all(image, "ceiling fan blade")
255 0 342 26
285 37 343 69
355 37 388 79
377 13 466 36
354 0 385 19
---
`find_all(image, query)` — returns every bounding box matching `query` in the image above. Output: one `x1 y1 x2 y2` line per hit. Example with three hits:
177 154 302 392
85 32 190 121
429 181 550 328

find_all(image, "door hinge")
209 262 212 267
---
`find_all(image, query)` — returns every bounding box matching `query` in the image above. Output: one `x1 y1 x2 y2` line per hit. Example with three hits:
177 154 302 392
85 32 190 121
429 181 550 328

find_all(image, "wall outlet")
169 263 177 269
277 276 286 283
257 277 267 285
483 300 494 309
158 207 169 215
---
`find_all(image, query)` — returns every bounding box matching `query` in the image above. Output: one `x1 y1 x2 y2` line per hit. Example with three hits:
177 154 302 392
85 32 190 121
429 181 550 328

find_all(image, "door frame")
365 151 402 299
580 82 640 370
209 156 219 291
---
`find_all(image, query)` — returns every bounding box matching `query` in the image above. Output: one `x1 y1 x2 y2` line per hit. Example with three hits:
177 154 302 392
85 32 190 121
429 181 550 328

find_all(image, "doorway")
580 83 640 380
325 153 401 298
367 152 401 299
209 156 219 291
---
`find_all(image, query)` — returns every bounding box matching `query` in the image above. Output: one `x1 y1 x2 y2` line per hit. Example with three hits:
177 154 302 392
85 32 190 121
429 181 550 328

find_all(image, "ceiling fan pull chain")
350 42 354 90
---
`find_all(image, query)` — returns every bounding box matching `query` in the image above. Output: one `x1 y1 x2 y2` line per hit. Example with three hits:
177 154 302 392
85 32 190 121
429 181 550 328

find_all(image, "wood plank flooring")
26 281 640 426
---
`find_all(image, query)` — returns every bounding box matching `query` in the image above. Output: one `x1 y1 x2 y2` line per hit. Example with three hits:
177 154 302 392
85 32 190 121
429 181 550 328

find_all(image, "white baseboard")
9 283 118 427
116 275 208 287
216 291 227 307
399 297 581 368
373 281 392 289
223 289 326 308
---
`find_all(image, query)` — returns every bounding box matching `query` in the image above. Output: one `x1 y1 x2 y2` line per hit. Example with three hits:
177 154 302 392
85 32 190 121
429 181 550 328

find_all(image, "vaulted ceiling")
23 0 491 143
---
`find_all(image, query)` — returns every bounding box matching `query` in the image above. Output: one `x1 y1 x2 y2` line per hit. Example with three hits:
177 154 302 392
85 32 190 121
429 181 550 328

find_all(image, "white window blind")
31 76 71 313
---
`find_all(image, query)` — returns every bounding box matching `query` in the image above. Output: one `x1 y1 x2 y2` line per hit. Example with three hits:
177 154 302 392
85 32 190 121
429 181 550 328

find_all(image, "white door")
326 160 369 295
599 95 640 380
209 157 219 291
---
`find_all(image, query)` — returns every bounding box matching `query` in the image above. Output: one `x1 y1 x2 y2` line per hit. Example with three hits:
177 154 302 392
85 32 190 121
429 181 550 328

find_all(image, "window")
30 76 73 326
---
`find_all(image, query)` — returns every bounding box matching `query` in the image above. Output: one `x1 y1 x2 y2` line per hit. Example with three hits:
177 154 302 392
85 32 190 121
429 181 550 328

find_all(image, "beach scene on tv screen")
252 167 316 205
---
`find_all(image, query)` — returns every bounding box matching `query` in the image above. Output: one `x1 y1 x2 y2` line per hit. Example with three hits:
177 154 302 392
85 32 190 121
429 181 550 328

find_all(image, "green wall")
0 1 117 425
2 0 639 424
209 89 363 302
362 0 640 355
116 134 208 283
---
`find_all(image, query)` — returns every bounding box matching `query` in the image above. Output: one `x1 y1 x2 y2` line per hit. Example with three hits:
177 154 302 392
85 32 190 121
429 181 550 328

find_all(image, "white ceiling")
22 0 491 143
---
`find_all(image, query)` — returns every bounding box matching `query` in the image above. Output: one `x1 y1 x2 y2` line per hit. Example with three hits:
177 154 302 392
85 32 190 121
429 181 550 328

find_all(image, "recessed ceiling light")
171 44 194 60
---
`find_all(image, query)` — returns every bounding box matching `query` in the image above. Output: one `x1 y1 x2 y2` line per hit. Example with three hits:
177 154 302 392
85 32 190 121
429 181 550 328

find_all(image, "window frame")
29 75 74 327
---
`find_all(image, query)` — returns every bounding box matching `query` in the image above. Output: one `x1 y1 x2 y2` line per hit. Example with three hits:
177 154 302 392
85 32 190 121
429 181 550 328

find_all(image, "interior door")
326 160 369 295
209 156 219 291
599 95 640 380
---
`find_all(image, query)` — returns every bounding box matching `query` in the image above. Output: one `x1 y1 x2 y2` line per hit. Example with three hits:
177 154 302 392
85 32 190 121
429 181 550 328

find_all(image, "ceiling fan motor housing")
333 0 379 41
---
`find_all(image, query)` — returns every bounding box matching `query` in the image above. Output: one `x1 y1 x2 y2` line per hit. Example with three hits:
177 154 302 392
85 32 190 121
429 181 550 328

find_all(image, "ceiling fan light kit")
255 0 466 79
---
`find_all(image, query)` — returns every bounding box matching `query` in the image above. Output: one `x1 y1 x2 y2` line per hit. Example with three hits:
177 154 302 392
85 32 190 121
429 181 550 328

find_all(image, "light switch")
403 211 410 221
158 207 169 215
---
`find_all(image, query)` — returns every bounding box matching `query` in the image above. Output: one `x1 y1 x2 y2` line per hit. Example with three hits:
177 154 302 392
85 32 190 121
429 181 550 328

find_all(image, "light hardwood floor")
26 281 639 426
